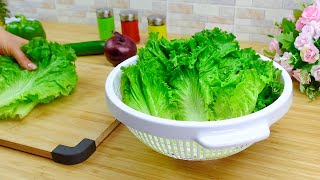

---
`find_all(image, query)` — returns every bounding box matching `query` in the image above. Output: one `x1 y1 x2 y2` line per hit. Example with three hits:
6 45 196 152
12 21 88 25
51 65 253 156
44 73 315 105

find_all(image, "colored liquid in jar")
148 24 167 39
121 20 140 43
97 16 115 40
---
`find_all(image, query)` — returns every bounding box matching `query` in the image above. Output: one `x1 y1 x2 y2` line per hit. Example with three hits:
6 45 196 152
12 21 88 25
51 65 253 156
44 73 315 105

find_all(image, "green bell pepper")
5 14 46 40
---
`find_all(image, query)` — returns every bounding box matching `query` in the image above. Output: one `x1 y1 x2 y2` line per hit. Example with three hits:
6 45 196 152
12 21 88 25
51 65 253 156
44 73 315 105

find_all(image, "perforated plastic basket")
105 55 293 160
128 127 252 160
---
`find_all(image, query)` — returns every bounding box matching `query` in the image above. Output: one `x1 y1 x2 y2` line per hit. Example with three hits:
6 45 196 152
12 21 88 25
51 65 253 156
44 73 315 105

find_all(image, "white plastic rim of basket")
105 55 293 149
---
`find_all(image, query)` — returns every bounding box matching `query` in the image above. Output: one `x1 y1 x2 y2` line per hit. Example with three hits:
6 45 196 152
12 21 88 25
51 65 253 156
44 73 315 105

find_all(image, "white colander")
105 55 293 160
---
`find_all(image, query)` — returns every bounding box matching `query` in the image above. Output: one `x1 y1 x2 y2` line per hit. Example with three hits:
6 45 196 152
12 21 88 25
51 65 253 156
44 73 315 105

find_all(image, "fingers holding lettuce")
0 28 37 70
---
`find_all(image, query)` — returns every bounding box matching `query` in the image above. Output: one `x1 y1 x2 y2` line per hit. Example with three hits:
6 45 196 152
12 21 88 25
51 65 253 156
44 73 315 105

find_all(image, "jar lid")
147 14 166 26
96 8 113 18
120 10 138 21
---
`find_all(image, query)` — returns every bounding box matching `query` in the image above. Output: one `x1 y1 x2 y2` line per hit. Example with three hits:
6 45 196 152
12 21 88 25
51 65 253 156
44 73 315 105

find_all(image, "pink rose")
302 23 316 37
311 65 320 81
273 53 281 63
280 52 294 76
292 69 311 84
269 38 282 55
311 21 320 39
302 21 320 39
285 15 295 22
294 33 313 50
300 43 319 64
300 2 320 23
282 52 292 60
296 18 305 31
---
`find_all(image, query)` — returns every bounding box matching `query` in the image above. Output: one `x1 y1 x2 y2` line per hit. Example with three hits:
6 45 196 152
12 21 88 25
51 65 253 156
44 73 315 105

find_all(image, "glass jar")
96 8 115 40
147 14 167 39
119 10 140 43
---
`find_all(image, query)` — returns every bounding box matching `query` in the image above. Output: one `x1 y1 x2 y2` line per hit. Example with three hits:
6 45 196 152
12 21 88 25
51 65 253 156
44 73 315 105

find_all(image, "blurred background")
6 0 314 43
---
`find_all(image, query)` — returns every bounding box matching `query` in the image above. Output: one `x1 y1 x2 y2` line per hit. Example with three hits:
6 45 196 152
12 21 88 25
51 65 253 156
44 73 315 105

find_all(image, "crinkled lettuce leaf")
170 65 207 121
0 37 78 119
212 69 266 120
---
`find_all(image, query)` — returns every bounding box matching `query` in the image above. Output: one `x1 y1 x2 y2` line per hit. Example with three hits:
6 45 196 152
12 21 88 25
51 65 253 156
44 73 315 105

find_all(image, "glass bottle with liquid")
96 8 115 40
119 10 140 43
147 14 167 39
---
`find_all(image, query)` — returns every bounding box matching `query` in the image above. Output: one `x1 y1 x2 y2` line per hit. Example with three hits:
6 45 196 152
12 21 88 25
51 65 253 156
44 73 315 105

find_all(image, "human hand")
0 29 37 70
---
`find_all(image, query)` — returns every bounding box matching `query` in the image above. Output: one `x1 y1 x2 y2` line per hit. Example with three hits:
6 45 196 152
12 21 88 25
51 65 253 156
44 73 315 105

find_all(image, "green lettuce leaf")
0 37 78 119
121 48 175 119
212 69 266 120
170 65 207 121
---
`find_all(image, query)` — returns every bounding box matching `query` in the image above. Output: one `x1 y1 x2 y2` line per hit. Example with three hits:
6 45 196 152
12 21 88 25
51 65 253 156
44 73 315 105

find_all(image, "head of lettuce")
120 28 284 121
0 37 78 119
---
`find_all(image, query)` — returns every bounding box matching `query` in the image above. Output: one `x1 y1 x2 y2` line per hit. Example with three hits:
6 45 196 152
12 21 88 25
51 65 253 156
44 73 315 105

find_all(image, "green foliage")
281 18 296 34
0 0 10 25
293 9 302 21
276 32 295 50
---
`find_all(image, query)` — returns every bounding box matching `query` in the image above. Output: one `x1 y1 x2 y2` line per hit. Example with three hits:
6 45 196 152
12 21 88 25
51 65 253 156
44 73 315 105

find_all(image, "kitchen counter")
1 21 319 179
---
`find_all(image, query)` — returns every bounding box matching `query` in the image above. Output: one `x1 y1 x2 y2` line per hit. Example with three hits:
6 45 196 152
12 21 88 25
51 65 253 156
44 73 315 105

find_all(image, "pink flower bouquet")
264 0 320 99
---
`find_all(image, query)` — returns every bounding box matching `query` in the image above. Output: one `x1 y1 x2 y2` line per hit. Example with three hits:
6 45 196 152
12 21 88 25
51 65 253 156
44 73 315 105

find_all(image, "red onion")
104 31 137 66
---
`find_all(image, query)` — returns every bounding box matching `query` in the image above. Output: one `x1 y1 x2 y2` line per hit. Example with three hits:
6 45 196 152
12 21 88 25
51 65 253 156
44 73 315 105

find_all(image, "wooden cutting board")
0 59 119 165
